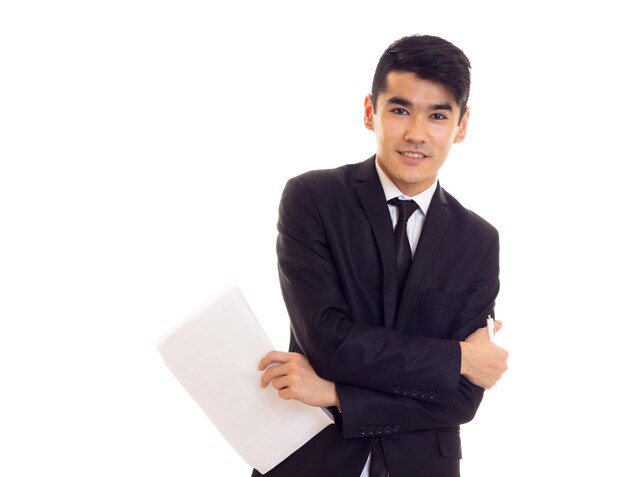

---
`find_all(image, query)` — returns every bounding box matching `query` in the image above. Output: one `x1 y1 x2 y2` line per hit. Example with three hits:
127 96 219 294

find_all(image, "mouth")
399 150 428 160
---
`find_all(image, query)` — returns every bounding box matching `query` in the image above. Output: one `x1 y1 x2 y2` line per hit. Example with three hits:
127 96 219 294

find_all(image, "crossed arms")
259 176 509 436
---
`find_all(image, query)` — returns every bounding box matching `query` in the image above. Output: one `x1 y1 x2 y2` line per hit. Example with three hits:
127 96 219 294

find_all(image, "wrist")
329 382 340 408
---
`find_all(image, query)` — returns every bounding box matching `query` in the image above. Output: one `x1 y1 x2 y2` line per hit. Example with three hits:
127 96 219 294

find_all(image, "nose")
404 115 427 144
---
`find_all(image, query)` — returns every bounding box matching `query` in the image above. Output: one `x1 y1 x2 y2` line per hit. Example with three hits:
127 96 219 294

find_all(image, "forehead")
379 71 459 109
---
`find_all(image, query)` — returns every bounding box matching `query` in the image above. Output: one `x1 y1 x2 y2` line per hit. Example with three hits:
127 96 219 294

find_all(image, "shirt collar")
375 158 438 215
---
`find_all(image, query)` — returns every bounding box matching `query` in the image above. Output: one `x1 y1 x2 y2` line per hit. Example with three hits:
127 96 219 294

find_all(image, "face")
364 71 469 196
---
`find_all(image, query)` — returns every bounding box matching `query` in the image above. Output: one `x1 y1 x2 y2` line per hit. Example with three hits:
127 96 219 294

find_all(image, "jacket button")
359 426 367 435
392 424 400 433
428 391 438 399
392 385 400 394
367 426 375 435
384 426 392 434
376 426 383 434
410 389 417 397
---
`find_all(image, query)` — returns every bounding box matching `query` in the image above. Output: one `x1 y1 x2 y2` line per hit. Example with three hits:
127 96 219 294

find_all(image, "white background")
1 1 624 475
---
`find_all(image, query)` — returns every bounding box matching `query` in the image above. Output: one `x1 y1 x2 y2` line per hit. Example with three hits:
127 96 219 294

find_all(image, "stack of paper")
157 284 333 474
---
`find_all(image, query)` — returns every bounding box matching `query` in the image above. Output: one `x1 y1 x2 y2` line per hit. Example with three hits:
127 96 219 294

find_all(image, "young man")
256 34 508 477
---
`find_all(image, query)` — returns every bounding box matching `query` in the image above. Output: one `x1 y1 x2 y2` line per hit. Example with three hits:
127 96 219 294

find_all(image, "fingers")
260 365 298 399
260 362 289 388
267 374 291 392
258 350 291 371
259 351 308 388
468 319 503 342
259 360 302 401
259 350 307 371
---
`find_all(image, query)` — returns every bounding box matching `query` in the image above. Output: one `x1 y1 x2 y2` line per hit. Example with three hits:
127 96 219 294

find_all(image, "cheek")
374 126 392 149
433 129 457 149
378 123 403 146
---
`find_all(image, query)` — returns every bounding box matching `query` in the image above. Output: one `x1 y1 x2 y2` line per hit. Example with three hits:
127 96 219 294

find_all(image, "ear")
454 107 470 144
364 94 375 131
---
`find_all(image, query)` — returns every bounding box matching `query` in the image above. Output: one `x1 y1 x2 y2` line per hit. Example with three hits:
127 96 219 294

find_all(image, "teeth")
402 151 425 159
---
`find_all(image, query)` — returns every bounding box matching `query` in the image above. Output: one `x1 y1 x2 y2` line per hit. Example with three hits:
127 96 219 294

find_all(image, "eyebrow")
386 96 453 112
386 96 413 108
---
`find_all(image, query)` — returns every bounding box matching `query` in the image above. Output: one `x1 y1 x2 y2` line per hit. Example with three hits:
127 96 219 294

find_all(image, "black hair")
371 35 471 121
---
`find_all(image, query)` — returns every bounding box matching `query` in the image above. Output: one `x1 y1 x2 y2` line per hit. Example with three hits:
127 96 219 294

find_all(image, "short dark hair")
371 35 471 120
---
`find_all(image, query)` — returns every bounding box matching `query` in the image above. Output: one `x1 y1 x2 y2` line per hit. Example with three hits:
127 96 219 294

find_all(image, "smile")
400 151 426 159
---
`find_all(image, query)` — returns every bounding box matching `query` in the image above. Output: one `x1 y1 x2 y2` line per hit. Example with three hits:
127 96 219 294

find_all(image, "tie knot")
388 197 419 222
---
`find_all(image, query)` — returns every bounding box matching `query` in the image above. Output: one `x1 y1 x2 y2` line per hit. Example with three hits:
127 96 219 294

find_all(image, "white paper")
157 284 333 474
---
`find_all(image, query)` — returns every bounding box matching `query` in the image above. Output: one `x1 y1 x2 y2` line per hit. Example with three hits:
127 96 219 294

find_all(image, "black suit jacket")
252 157 499 477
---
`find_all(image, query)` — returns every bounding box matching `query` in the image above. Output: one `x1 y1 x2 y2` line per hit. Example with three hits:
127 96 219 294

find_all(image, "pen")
486 314 497 389
486 314 496 342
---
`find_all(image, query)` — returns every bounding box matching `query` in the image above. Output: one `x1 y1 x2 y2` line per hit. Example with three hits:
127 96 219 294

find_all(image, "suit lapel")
395 183 450 329
354 157 398 328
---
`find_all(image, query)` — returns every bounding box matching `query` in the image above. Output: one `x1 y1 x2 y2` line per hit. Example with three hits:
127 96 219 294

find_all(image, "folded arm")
276 177 464 403
266 176 508 428
259 321 507 437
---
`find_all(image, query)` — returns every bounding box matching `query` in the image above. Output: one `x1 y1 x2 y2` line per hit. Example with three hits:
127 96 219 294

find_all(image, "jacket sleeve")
335 377 483 438
277 176 498 407
334 266 499 438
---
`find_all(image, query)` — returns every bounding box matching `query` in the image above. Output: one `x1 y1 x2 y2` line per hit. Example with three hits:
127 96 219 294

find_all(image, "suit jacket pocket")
438 429 462 459
405 290 467 338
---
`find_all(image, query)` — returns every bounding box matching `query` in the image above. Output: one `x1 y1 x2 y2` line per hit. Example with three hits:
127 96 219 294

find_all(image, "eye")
431 113 447 120
391 108 409 115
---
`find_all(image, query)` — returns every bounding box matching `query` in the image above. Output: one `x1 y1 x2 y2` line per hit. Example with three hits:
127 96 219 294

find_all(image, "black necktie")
369 437 387 477
388 198 419 293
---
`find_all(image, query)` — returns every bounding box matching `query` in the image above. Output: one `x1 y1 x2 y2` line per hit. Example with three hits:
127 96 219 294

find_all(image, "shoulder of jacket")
441 187 499 238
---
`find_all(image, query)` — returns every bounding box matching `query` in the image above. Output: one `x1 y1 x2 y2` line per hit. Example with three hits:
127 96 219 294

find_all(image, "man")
256 34 508 477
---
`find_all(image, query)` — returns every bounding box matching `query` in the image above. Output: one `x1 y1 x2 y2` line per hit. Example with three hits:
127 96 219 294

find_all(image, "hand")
460 321 509 389
258 351 340 408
